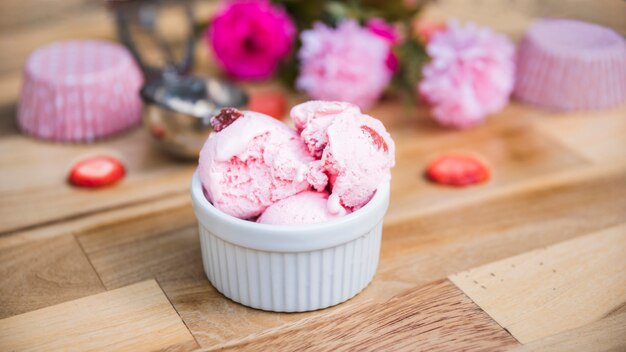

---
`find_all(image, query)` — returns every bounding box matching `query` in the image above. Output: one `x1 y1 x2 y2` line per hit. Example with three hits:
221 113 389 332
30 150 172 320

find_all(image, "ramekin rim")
190 171 389 250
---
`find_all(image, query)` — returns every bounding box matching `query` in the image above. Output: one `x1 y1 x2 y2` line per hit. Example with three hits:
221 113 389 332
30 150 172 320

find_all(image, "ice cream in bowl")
190 101 394 312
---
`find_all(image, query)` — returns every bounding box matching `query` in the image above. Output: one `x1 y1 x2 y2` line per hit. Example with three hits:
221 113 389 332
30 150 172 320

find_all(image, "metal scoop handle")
112 0 196 79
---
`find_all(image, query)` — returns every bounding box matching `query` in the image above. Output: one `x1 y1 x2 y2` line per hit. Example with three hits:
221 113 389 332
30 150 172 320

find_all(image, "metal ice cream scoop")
111 0 248 159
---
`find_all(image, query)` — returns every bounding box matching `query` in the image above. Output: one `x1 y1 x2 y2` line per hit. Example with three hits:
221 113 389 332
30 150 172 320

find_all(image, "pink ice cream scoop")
291 101 395 211
514 19 626 111
257 191 344 225
290 100 361 158
198 108 313 219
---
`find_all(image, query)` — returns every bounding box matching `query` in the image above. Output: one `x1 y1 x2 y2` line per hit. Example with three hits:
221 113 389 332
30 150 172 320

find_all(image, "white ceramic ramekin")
190 172 390 312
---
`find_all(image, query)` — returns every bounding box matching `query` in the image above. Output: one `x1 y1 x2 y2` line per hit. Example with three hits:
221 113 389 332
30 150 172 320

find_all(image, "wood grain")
0 0 95 31
422 0 626 38
450 224 626 343
76 222 325 347
0 10 112 78
0 130 195 234
0 73 21 108
0 100 587 237
0 235 105 319
381 162 626 265
1 1 625 350
0 280 198 352
380 103 587 223
0 1 217 77
73 162 626 348
0 192 191 249
535 107 626 164
210 280 519 352
79 225 201 290
510 311 626 352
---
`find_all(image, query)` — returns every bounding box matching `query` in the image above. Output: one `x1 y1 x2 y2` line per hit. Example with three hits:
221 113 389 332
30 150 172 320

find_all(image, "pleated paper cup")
190 172 390 312
18 40 144 142
514 19 626 111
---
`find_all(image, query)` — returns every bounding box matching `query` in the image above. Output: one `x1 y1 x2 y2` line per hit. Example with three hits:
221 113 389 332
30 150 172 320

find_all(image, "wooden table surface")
1 1 625 351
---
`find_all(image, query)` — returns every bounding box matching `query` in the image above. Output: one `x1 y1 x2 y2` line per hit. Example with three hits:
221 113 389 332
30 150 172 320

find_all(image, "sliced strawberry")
68 156 125 188
210 108 243 132
414 19 447 44
361 125 389 152
248 91 287 120
426 154 489 187
150 125 166 139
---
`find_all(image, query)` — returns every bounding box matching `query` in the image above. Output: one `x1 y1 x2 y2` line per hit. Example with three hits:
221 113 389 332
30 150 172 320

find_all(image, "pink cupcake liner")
18 40 144 142
514 19 626 111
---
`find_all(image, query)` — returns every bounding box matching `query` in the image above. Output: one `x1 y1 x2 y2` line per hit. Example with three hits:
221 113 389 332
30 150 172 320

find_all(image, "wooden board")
510 311 626 352
535 107 626 164
381 162 626 264
0 235 105 319
1 0 626 350
450 224 626 343
375 103 588 224
420 0 626 38
213 280 519 352
0 131 195 235
0 280 198 351
63 161 626 348
0 192 191 249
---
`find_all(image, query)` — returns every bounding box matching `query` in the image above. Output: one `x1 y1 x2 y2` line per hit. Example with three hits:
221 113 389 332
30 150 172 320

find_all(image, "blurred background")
1 0 624 111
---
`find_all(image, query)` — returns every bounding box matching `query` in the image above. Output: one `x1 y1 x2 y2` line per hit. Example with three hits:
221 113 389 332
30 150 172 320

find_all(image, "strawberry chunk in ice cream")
198 108 313 219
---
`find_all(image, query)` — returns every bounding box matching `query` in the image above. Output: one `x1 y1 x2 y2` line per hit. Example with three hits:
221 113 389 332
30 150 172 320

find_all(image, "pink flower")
367 18 400 72
206 0 296 80
297 20 394 109
418 20 515 128
367 18 400 44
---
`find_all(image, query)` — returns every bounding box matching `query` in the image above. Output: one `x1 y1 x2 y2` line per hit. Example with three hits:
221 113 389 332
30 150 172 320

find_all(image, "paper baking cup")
190 172 389 312
18 40 144 142
514 19 626 111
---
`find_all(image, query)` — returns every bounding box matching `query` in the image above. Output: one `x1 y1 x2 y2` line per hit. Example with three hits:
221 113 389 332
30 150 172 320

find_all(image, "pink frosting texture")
296 20 393 109
257 191 343 225
198 101 395 224
418 20 515 128
198 111 312 219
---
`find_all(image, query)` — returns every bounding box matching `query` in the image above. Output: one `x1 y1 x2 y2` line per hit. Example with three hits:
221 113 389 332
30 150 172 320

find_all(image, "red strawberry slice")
361 125 389 152
248 91 287 120
150 125 166 139
426 154 489 187
210 108 244 132
68 156 125 188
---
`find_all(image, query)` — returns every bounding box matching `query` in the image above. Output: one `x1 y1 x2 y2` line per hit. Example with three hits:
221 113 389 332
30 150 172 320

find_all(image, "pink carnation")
297 20 393 109
206 0 295 80
418 20 515 128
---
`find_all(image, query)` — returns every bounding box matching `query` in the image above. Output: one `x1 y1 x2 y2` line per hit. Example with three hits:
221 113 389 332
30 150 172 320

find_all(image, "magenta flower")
206 0 296 80
297 20 393 109
418 20 515 128
366 18 400 72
